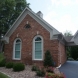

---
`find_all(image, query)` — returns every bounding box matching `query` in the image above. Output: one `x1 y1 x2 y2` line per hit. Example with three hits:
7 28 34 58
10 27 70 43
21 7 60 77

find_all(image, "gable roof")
4 7 60 39
2 7 78 46
71 31 78 42
64 36 73 42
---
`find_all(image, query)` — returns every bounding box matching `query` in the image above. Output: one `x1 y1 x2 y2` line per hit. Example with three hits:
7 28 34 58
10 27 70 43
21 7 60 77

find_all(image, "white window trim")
32 35 43 61
13 38 22 60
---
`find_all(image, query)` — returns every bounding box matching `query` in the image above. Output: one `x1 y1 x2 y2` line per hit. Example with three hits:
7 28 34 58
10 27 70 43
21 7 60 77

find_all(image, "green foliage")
64 31 73 59
0 0 30 53
0 58 6 67
44 50 54 67
0 52 5 61
46 73 65 78
36 69 45 77
66 47 71 59
64 30 72 37
0 0 16 34
0 52 6 67
71 46 78 60
0 0 29 36
13 63 25 71
6 62 14 68
31 65 39 71
46 67 54 73
0 72 10 78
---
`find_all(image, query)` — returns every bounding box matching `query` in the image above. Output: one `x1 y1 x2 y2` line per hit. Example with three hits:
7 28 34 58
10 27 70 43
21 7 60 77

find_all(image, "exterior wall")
4 14 66 66
58 42 67 65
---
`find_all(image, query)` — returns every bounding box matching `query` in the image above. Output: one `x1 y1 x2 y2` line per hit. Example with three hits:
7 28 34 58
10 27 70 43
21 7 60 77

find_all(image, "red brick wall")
58 42 67 65
4 14 66 66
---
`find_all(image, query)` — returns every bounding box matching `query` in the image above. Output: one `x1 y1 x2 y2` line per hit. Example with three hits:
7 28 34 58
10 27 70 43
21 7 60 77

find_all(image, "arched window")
33 35 43 60
13 38 21 60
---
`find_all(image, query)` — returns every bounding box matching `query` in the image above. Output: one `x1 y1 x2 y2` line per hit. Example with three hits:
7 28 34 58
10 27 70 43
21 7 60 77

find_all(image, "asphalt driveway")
59 61 78 78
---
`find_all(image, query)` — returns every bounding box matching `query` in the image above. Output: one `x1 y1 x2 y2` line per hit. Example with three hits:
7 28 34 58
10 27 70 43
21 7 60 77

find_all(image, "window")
13 38 21 60
33 35 43 60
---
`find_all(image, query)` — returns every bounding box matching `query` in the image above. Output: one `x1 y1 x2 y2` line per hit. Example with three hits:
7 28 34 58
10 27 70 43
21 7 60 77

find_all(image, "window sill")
12 58 21 60
33 59 43 61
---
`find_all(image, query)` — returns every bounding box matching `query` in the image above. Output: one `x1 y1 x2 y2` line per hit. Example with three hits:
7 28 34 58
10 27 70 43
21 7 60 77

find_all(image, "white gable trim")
5 9 28 37
70 30 78 45
71 31 78 42
4 7 60 42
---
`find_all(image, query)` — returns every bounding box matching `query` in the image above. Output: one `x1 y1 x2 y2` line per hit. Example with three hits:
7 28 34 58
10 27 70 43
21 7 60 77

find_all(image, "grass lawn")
0 72 10 78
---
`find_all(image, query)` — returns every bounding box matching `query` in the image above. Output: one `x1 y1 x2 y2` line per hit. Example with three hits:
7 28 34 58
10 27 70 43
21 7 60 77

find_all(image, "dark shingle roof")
64 36 73 42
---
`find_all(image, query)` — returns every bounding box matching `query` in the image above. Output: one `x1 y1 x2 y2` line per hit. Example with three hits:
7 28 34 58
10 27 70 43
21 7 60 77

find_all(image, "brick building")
3 7 78 66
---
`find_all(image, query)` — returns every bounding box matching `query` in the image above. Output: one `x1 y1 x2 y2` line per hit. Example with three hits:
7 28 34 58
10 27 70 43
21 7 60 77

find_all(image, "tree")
0 0 29 35
64 31 72 59
71 46 78 60
43 50 54 67
0 0 29 52
64 30 78 60
64 30 72 37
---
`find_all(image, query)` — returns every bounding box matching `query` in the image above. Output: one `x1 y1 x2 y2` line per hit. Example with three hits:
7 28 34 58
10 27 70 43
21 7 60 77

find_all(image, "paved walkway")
59 61 78 78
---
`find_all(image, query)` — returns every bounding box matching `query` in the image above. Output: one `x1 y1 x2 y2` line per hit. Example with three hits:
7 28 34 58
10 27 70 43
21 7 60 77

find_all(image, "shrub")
44 50 55 67
0 58 6 67
31 65 39 71
46 73 65 78
13 63 25 72
0 52 5 62
36 69 45 77
46 67 54 73
6 62 14 68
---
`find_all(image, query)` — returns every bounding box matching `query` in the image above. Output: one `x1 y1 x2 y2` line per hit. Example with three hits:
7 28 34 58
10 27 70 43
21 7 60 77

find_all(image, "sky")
27 0 78 35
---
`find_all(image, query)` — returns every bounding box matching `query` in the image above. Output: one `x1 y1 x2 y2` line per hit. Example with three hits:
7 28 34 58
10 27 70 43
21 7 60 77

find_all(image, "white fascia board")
29 9 60 35
27 11 60 40
28 11 54 40
4 7 60 40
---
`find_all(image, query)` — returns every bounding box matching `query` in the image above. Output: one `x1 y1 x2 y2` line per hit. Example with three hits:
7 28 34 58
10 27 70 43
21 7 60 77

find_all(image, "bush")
31 65 39 71
0 58 6 67
0 53 5 62
36 69 45 77
6 62 14 68
44 50 54 67
13 63 25 72
46 73 65 78
46 67 54 73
